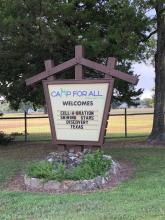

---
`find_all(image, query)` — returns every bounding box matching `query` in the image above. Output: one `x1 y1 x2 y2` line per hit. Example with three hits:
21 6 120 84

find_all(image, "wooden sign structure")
26 45 138 147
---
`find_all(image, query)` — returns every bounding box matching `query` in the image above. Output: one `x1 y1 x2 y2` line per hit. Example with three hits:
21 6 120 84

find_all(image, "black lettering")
71 125 84 129
63 101 93 106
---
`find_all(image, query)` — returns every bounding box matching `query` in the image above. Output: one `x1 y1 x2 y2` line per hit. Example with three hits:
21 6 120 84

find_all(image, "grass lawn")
0 141 165 219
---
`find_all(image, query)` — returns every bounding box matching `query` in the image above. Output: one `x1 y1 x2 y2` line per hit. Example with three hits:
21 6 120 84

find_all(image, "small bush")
67 150 112 180
27 150 112 181
0 131 14 145
26 161 66 181
10 132 24 137
0 112 3 117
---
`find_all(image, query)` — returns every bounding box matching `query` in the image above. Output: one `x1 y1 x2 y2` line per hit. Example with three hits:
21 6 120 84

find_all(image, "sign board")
43 79 114 145
26 45 138 148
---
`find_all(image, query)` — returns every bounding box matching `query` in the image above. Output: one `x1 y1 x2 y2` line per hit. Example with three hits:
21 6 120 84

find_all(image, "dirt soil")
5 160 134 194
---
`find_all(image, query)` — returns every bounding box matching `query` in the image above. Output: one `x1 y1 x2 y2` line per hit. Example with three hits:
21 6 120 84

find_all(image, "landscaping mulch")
5 160 134 194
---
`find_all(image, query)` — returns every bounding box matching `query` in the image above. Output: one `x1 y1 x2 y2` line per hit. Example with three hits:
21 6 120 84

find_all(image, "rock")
94 176 103 188
85 180 96 190
62 180 72 191
24 175 31 187
43 180 61 191
101 177 106 185
25 151 119 192
47 158 54 163
70 181 87 191
24 176 43 189
83 148 91 155
110 160 121 175
103 155 112 160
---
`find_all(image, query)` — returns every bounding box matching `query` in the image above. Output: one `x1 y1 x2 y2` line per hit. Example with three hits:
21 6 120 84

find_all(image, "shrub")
0 131 14 145
10 132 24 137
26 161 66 181
27 150 112 181
67 150 112 180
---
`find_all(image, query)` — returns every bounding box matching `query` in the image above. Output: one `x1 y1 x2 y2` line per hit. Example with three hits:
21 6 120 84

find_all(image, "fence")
0 108 157 141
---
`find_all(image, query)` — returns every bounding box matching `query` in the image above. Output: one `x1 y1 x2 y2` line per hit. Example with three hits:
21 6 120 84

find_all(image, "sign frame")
43 79 114 146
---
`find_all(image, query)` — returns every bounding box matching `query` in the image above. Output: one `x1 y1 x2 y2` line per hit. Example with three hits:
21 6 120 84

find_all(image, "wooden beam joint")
26 45 139 85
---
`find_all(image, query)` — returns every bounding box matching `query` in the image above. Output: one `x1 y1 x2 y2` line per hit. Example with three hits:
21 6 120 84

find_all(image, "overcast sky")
133 62 155 99
133 8 156 99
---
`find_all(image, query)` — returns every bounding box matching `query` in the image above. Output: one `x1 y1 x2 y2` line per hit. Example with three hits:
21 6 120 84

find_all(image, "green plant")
10 132 24 137
27 161 66 181
67 150 112 180
0 131 14 145
27 150 112 181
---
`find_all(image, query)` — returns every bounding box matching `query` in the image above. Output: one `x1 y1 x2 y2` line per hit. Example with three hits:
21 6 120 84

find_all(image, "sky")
133 62 155 99
133 8 156 100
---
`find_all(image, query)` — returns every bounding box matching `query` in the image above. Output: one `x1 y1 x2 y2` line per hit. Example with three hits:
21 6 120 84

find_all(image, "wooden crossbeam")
26 58 76 86
79 57 138 85
26 45 138 86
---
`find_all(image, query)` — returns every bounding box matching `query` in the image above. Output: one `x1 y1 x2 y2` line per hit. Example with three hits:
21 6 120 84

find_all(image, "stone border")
24 161 120 192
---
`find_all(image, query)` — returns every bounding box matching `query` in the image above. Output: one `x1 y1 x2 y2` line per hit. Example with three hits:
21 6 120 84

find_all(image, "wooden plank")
44 59 55 71
80 58 138 85
107 57 117 69
26 58 77 86
75 64 84 80
75 45 84 79
80 57 108 74
75 45 84 60
44 60 55 81
105 57 117 79
111 69 139 85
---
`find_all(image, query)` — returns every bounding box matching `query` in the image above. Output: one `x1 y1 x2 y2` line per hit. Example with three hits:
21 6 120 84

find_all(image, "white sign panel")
48 83 109 141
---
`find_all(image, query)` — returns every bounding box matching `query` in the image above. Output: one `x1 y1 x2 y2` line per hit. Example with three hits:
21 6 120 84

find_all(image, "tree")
141 98 154 108
145 1 165 142
0 0 153 110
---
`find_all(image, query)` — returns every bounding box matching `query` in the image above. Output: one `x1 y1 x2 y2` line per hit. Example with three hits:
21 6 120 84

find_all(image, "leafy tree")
140 98 154 108
150 1 165 142
136 0 165 142
0 0 153 110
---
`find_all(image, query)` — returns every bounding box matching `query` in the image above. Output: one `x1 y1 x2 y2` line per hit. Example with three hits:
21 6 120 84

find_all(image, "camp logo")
51 88 103 98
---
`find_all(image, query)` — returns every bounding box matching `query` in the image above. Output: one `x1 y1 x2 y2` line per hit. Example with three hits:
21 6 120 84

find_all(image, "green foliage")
10 132 24 137
0 131 14 145
67 150 112 180
140 98 154 108
27 150 112 181
26 161 66 181
0 0 154 109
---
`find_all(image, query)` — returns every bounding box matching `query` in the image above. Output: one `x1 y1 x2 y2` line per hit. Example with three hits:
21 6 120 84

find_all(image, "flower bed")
25 150 120 192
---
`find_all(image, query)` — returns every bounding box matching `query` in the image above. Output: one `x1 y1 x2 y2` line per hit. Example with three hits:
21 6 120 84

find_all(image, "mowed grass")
0 108 153 140
0 141 165 219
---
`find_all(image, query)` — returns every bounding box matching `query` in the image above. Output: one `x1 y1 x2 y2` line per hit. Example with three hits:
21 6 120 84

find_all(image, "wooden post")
44 60 55 115
75 45 84 79
44 60 55 80
105 57 117 79
45 59 66 151
124 108 127 138
24 111 27 141
74 46 84 151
